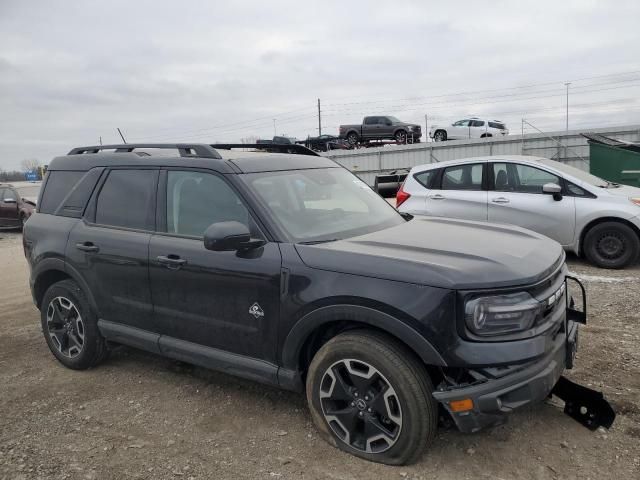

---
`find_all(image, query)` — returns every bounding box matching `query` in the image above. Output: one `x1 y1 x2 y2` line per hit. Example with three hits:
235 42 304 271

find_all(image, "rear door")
425 162 488 221
469 120 487 138
363 116 382 140
66 168 158 330
488 162 576 245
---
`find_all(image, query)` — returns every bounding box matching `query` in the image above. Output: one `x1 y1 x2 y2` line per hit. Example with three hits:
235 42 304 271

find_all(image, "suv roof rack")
210 143 320 157
68 144 223 159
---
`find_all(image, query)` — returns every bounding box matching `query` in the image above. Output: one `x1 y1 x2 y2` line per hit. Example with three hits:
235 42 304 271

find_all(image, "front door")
425 162 488 221
149 169 281 363
66 168 158 330
488 162 576 246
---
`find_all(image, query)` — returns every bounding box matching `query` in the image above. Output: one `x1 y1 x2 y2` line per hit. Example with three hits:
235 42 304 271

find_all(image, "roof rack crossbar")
68 143 223 159
210 144 320 157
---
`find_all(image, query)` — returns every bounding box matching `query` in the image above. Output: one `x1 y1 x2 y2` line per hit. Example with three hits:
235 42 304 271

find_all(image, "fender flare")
32 258 100 314
280 304 447 371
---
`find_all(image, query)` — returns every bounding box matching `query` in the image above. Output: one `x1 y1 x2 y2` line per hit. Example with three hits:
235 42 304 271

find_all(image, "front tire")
306 331 437 465
394 130 407 144
41 279 109 369
583 221 640 269
433 130 447 142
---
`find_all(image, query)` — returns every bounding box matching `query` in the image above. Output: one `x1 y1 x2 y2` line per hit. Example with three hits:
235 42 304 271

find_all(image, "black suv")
24 143 584 465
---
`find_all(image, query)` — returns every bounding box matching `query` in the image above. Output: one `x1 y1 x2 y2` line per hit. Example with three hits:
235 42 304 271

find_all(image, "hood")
600 184 640 199
295 217 564 290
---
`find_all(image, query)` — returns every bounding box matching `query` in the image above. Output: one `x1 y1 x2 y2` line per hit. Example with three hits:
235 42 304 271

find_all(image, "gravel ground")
0 230 638 480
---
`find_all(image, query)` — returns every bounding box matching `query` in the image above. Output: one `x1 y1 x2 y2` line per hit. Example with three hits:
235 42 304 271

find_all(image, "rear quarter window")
413 170 437 188
39 171 85 214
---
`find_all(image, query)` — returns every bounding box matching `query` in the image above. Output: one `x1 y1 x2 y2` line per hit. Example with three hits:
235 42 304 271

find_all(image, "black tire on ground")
347 132 359 146
433 130 447 142
394 130 407 144
583 221 640 269
306 330 437 465
40 279 109 370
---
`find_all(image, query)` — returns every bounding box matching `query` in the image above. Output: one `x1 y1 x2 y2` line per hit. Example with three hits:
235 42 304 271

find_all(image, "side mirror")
542 183 563 201
3 198 17 204
203 221 264 251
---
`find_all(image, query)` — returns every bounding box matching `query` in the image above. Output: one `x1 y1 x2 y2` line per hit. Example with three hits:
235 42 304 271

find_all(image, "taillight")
396 183 411 207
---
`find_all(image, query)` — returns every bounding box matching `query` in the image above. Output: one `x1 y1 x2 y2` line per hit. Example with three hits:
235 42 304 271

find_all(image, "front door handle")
157 255 187 270
491 197 510 204
429 194 445 200
76 242 99 253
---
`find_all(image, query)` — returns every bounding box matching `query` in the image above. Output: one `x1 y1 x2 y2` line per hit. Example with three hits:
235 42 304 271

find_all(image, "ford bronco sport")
24 143 592 465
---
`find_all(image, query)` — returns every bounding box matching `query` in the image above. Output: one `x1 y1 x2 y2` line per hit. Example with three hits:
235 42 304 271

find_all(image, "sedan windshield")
243 168 404 243
538 159 614 188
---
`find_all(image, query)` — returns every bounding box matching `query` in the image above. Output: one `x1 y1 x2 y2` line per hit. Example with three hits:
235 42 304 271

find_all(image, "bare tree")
240 135 260 144
20 158 42 172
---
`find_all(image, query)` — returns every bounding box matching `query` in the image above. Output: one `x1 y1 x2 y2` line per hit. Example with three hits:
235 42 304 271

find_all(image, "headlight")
630 197 640 206
465 292 542 336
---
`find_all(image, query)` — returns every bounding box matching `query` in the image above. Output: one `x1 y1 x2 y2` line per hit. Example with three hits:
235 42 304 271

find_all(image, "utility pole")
99 136 102 145
564 82 571 132
273 119 277 136
117 128 127 144
317 98 322 135
424 114 428 142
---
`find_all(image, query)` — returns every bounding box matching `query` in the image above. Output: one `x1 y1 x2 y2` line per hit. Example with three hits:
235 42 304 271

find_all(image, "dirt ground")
0 230 638 480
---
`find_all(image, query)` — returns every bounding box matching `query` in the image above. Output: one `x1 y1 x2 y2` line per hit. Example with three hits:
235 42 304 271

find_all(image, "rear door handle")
157 255 187 270
429 194 445 200
491 197 510 204
76 242 99 253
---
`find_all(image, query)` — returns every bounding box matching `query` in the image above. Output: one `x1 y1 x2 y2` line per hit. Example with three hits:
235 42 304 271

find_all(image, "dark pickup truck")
339 116 422 145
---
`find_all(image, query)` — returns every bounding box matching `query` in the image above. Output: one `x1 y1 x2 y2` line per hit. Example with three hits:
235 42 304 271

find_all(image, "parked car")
25 143 591 465
397 155 640 268
0 181 41 229
429 118 508 142
339 116 422 145
299 134 351 152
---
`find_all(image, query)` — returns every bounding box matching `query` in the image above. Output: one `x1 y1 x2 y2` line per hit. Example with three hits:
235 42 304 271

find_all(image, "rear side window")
414 170 437 189
95 169 157 230
441 164 484 190
39 171 85 214
470 120 485 127
489 122 506 130
364 117 379 125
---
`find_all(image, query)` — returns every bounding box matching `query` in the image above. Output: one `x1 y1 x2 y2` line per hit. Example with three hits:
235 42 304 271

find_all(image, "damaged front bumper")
433 276 608 433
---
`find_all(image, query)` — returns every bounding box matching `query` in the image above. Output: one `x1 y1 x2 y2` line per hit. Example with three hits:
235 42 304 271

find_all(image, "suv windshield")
538 159 614 188
243 168 404 243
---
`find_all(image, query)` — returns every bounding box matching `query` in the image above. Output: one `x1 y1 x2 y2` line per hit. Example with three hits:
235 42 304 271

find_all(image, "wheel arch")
578 216 640 255
33 260 99 313
281 304 447 377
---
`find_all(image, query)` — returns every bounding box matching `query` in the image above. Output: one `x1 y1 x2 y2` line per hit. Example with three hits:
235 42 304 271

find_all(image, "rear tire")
306 330 437 465
433 130 447 142
583 221 640 269
41 279 109 369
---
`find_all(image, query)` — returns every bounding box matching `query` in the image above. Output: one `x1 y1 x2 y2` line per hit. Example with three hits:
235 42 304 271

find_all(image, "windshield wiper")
298 238 341 245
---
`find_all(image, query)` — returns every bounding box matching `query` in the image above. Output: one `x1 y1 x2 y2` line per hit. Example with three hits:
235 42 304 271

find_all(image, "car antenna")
117 127 128 144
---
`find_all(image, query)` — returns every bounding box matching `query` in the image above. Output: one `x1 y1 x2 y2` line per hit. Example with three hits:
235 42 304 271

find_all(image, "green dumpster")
583 133 640 187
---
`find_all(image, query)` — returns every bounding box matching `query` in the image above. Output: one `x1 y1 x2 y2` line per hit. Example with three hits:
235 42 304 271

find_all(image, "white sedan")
397 155 640 268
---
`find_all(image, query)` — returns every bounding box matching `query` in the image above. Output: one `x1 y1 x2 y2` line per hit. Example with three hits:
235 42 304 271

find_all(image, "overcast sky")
1 0 639 170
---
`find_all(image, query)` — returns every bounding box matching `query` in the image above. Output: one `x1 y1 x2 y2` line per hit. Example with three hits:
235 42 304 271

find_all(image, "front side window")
441 164 484 190
493 163 561 194
453 120 470 127
95 169 157 230
167 170 251 237
243 168 403 243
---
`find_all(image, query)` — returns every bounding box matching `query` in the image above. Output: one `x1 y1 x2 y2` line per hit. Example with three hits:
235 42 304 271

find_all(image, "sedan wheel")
434 130 447 142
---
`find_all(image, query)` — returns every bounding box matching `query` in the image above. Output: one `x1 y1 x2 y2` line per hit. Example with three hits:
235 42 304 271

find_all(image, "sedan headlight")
465 292 542 336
